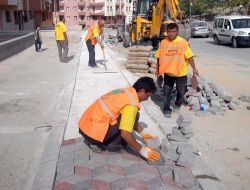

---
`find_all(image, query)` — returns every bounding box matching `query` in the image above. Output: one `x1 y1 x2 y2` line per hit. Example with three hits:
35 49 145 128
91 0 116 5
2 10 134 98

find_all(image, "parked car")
191 21 210 38
213 15 250 48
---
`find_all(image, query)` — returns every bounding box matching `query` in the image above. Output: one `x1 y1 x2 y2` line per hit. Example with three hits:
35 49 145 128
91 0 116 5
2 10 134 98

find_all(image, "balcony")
77 0 85 6
78 10 86 15
59 0 64 6
88 1 104 7
79 20 86 25
115 0 125 6
89 10 104 15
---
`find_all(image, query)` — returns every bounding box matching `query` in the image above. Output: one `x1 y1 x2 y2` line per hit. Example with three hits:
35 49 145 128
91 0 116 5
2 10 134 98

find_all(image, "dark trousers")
56 40 69 62
86 39 96 67
35 40 41 52
163 74 187 110
79 113 140 147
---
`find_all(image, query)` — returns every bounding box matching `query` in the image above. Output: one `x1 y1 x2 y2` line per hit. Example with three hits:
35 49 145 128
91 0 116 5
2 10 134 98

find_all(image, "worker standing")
85 20 105 67
156 23 199 118
54 17 68 63
78 77 160 162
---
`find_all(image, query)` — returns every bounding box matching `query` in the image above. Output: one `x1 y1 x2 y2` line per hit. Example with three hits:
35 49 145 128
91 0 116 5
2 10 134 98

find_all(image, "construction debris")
186 76 241 116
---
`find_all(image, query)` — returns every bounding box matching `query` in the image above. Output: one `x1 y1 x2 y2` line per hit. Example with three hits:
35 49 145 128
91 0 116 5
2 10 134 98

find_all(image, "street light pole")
189 0 192 18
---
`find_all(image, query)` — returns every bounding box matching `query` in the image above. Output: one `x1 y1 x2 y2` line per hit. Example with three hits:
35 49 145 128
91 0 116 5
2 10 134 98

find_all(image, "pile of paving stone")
143 112 200 189
126 46 152 73
147 57 157 74
186 75 241 117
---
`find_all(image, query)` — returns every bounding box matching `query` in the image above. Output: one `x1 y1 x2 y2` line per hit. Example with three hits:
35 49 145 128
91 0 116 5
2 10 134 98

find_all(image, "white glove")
139 145 160 162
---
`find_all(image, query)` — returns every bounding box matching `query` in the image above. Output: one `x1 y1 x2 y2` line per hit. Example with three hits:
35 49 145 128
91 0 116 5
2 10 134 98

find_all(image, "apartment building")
58 0 132 28
0 0 58 31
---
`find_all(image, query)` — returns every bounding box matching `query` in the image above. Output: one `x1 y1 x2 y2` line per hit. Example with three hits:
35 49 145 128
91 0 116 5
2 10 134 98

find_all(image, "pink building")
57 0 132 28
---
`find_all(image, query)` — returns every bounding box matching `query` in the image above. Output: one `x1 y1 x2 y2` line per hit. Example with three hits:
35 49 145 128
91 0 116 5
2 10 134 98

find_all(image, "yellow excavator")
123 0 186 47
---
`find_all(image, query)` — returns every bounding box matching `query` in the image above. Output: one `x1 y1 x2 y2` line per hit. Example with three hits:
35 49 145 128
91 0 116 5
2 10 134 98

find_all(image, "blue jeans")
35 40 41 52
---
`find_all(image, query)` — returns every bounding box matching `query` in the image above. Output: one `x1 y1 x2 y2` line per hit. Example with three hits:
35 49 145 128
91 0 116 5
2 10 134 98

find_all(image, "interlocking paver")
56 162 74 180
127 172 164 190
75 160 107 177
107 157 140 176
92 173 127 190
54 175 91 190
173 166 196 189
61 139 76 147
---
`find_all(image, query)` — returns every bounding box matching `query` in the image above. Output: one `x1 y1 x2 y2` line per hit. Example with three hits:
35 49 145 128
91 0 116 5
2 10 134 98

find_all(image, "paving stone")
92 173 127 190
178 113 193 123
220 106 229 111
61 138 76 147
160 138 169 153
231 98 241 106
56 161 74 180
89 151 108 163
220 101 228 107
210 100 221 109
172 127 183 136
139 163 159 175
74 149 90 164
156 185 184 190
165 150 180 161
168 134 188 142
187 96 200 105
177 144 193 154
156 162 175 175
54 175 91 190
176 151 197 167
127 172 164 190
173 166 196 188
74 141 89 152
195 111 210 117
144 136 161 149
160 170 185 190
75 160 107 177
210 96 220 101
239 95 250 102
58 148 74 163
176 117 191 128
107 158 140 176
180 127 194 135
121 151 144 162
228 102 237 110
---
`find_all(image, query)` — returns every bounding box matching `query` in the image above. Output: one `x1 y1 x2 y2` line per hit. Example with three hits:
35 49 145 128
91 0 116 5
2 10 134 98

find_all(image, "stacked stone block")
126 46 152 73
147 57 157 74
186 75 241 116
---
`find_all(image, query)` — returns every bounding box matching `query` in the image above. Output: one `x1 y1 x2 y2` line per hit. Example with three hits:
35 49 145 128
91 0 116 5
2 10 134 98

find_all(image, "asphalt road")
189 37 250 68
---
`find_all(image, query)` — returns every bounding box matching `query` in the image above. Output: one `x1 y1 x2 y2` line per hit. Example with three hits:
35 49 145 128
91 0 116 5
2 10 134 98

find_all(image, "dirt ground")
110 43 250 190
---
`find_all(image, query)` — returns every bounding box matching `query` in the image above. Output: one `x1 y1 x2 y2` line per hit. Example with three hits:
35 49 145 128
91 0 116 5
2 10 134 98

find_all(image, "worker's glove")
139 130 155 140
139 145 160 162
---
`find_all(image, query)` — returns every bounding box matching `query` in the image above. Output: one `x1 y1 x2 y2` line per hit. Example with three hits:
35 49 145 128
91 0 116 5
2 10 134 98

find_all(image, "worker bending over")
78 77 160 162
156 23 199 118
85 20 105 67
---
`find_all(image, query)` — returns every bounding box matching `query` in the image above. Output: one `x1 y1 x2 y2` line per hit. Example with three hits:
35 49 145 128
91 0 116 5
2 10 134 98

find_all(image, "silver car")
191 21 210 38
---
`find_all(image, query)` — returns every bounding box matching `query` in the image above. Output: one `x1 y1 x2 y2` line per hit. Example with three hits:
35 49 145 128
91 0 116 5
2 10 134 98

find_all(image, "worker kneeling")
78 77 160 162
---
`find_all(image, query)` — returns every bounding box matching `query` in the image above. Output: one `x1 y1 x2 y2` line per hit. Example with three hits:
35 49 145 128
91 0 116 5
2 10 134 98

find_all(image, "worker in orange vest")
85 20 105 67
78 77 160 162
155 23 199 118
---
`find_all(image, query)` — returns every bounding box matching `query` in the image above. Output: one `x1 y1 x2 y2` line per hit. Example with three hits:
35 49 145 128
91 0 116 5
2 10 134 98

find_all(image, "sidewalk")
30 39 226 190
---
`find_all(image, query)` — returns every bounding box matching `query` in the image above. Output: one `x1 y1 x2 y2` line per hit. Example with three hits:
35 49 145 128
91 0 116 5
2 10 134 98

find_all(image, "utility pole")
189 0 192 18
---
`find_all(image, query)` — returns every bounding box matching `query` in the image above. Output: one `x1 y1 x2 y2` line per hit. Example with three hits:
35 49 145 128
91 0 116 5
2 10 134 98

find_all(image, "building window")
126 7 128 11
73 7 76 11
74 16 77 20
67 16 70 20
14 11 19 24
129 7 130 11
5 11 11 22
66 7 69 11
23 11 29 22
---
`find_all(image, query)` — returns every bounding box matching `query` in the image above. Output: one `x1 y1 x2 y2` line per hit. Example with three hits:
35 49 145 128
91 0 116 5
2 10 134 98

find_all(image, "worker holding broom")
85 20 105 68
78 77 160 162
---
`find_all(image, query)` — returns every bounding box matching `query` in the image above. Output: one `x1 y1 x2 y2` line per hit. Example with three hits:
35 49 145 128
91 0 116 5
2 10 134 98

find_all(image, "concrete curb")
29 37 84 190
0 32 34 61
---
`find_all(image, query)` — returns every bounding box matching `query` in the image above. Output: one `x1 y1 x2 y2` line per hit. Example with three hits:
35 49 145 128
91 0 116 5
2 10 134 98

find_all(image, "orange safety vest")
85 24 100 45
159 37 188 76
78 87 141 142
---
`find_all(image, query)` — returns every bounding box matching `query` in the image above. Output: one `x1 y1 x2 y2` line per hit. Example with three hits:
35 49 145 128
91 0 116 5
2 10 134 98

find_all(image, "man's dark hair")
59 16 65 21
133 77 156 94
167 23 179 31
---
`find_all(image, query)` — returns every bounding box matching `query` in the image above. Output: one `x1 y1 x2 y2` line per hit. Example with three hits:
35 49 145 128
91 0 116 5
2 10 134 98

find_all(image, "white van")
213 16 250 48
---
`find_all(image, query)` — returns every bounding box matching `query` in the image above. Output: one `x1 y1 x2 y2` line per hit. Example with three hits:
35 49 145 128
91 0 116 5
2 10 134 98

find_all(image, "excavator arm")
151 0 181 38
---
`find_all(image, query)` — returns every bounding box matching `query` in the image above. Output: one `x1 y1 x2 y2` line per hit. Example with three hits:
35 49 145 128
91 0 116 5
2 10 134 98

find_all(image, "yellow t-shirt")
119 105 138 133
54 21 67 41
92 26 102 38
155 36 194 76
